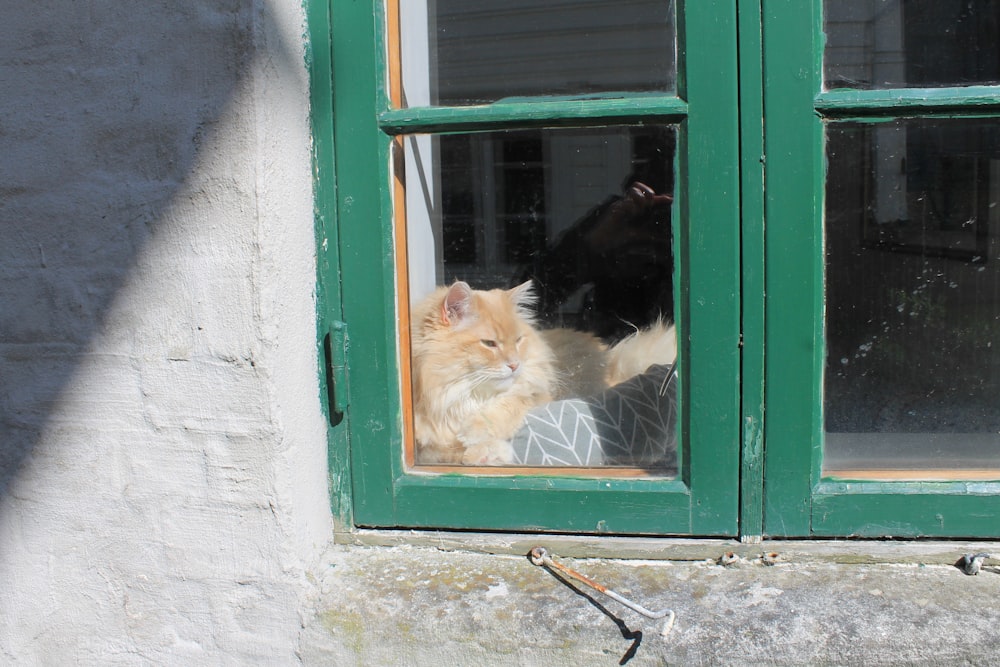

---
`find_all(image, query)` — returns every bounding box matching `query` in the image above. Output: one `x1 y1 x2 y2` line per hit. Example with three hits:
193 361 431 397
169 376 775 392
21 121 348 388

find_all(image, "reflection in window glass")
402 127 678 472
398 0 676 107
824 119 1000 477
824 0 1000 90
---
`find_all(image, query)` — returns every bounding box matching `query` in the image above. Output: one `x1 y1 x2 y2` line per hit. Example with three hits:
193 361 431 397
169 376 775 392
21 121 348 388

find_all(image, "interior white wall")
400 0 442 302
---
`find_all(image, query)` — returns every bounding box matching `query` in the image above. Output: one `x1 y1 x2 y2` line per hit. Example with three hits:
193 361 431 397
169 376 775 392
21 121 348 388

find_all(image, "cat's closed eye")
480 339 498 348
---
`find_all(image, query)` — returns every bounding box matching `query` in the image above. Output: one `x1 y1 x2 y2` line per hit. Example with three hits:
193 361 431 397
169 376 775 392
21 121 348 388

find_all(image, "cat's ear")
442 281 474 325
507 280 537 318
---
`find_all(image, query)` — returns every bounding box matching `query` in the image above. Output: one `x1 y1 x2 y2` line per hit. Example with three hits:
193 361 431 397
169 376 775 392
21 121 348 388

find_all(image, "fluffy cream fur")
604 318 677 386
410 281 676 465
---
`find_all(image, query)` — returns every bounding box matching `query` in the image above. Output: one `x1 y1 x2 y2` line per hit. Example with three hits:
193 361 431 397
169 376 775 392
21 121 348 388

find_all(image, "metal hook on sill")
529 546 676 637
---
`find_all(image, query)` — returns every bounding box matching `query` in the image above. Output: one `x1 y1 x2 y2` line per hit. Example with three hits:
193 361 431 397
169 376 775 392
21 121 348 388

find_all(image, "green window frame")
762 0 1000 539
309 0 1000 539
312 0 742 536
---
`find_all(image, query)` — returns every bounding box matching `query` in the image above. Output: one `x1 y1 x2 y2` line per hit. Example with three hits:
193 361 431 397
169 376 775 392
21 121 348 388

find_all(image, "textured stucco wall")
0 1 331 662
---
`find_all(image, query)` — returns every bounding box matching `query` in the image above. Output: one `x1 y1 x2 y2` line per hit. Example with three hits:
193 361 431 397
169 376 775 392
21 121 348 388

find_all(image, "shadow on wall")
0 3 297 498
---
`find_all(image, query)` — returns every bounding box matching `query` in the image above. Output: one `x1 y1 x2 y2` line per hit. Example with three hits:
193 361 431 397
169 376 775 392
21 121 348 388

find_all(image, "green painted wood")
307 0 353 530
322 0 743 535
386 479 694 535
759 0 825 538
816 86 1000 115
811 485 1000 538
317 0 1000 539
378 96 689 134
327 0 401 525
681 0 742 536
737 0 766 543
759 0 1000 539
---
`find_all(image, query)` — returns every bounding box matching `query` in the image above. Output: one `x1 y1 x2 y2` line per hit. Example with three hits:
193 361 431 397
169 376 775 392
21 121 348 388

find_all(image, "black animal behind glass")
517 179 674 342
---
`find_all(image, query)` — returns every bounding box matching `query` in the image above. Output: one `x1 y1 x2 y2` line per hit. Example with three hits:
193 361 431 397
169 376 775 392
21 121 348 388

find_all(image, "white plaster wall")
0 1 331 663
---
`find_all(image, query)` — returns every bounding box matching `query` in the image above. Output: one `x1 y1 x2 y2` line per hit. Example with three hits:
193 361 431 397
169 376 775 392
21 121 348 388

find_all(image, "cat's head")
433 280 540 386
441 280 536 324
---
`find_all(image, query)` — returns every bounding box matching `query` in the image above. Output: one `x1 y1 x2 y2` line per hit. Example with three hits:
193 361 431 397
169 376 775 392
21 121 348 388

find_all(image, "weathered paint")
332 0 743 537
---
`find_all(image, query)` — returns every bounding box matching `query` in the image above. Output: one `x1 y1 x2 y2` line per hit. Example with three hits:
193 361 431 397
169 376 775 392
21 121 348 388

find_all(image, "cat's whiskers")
464 367 514 394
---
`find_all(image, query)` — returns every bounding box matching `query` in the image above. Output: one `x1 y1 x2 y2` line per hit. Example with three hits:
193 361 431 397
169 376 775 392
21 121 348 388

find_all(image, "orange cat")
410 281 675 465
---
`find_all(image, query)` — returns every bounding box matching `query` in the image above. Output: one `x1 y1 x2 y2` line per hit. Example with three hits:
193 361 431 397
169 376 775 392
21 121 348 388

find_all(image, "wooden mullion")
378 95 688 135
816 86 1000 116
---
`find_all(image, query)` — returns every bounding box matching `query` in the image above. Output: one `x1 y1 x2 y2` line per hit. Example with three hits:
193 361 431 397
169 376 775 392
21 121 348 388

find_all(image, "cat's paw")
461 440 514 466
415 443 465 465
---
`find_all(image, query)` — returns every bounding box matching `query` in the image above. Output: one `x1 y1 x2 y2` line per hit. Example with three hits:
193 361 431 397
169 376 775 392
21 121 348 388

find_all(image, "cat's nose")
506 360 520 373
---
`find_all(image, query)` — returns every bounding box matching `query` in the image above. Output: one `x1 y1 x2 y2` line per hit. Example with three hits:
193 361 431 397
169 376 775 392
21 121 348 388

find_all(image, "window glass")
824 0 1000 90
824 118 1000 477
398 0 677 107
401 126 678 473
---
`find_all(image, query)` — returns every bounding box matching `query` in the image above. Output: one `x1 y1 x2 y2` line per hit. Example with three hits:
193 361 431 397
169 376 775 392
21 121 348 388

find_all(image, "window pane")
824 119 1000 478
398 0 677 107
401 126 678 473
824 0 1000 90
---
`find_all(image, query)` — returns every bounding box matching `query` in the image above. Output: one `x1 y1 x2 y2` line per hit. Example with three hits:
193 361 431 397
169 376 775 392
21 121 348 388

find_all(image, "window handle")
325 320 350 424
